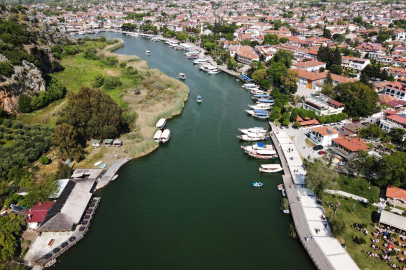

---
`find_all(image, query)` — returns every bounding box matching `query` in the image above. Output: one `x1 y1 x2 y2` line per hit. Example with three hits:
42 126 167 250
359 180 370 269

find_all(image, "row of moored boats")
242 83 274 119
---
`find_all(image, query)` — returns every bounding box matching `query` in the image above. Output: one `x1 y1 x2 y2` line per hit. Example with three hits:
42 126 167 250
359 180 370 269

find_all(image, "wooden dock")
95 158 130 190
269 123 335 270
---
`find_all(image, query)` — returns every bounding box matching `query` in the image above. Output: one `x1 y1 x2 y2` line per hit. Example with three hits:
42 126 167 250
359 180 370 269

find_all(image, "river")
56 33 316 270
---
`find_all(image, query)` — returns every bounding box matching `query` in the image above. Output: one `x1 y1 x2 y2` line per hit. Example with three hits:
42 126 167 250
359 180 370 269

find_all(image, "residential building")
295 69 327 90
384 82 406 101
291 60 326 72
331 136 369 156
234 46 259 65
309 126 340 146
386 186 406 206
342 56 370 72
302 97 345 116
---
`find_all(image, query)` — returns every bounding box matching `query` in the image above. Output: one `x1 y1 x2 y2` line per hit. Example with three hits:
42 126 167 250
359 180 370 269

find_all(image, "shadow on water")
55 33 317 270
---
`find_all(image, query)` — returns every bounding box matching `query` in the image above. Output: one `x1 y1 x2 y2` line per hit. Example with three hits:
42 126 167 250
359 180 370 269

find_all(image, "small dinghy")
253 182 263 187
94 161 103 166
196 95 202 103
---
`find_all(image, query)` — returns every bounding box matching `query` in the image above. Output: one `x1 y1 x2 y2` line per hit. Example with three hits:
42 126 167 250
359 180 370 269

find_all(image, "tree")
52 123 85 161
92 75 104 88
325 71 333 85
260 79 271 90
329 64 342 75
270 49 294 68
323 25 331 39
377 151 406 187
18 94 32 113
280 69 298 94
321 82 334 97
267 62 287 84
389 127 406 144
333 81 379 117
330 219 346 237
377 32 390 43
332 34 345 43
332 49 342 66
0 215 26 263
304 159 338 197
263 34 279 45
273 19 282 30
280 37 289 43
38 156 50 164
252 69 267 83
0 61 13 77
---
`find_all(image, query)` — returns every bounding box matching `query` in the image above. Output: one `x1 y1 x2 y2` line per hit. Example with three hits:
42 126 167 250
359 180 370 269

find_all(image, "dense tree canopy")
304 159 338 197
333 82 379 117
0 215 26 263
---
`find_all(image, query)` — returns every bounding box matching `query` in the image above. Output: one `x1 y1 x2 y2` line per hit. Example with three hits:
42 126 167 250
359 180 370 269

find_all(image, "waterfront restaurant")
302 97 345 116
37 169 103 233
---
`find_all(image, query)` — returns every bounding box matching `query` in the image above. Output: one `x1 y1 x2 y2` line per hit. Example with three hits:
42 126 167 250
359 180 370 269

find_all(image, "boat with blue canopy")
253 182 263 187
196 95 202 103
256 99 274 103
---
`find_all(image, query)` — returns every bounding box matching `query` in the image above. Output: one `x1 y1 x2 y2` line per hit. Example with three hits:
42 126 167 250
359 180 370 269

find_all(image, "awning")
241 74 252 82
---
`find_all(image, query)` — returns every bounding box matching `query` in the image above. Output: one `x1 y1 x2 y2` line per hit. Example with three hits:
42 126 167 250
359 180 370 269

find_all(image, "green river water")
56 33 316 270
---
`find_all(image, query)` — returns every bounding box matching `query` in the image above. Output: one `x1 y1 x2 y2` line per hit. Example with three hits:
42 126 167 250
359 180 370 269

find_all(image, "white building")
309 126 340 146
342 56 370 72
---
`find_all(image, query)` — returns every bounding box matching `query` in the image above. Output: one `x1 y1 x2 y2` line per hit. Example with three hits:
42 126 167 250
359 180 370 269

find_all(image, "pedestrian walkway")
269 123 359 270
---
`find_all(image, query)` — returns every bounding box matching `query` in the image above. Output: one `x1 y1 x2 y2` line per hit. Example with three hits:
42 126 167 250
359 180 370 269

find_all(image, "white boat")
245 110 269 119
185 51 199 56
247 149 278 159
111 174 118 181
197 95 202 103
277 184 284 190
242 83 257 89
193 58 208 64
241 142 274 153
156 118 166 129
78 31 85 35
207 67 220 74
259 164 283 173
160 129 170 143
179 73 186 80
45 259 56 267
238 128 267 135
199 63 211 71
146 50 151 55
251 89 266 95
253 182 263 187
236 133 267 141
249 104 272 110
153 130 162 142
94 161 103 166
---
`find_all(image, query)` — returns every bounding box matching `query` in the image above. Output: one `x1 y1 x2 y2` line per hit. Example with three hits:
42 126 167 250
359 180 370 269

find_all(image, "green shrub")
3 119 11 128
38 156 50 164
104 76 122 90
18 94 32 113
119 61 127 68
106 56 118 66
92 75 104 88
0 61 14 76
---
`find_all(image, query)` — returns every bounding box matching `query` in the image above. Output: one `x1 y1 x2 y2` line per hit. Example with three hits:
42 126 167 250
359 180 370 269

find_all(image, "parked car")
11 206 23 213
61 242 69 248
339 161 346 166
79 226 86 231
52 248 60 253
69 237 76 242
318 151 325 155
313 145 323 151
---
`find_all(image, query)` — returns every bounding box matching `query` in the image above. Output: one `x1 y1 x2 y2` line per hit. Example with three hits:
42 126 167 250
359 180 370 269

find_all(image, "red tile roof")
327 99 345 107
333 136 369 152
386 186 406 201
311 126 340 136
26 202 55 223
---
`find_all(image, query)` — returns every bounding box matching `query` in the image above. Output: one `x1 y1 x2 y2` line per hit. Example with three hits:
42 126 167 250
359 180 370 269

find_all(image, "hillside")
0 5 75 114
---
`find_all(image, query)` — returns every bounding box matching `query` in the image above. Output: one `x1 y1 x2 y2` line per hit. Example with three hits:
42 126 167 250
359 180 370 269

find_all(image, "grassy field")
305 138 316 148
337 174 380 199
322 193 396 270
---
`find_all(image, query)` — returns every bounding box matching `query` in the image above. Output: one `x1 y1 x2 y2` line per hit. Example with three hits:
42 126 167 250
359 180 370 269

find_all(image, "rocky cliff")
0 10 75 113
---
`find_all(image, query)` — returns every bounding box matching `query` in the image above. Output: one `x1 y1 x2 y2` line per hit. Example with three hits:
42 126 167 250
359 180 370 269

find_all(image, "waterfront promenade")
95 158 130 190
269 123 359 270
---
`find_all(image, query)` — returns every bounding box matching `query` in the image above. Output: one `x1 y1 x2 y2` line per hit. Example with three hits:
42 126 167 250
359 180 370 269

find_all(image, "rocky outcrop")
29 45 61 73
34 25 76 46
0 60 45 113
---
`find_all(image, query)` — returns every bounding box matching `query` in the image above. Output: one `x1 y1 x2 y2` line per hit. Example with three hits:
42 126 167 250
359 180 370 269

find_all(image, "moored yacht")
160 129 170 143
241 142 274 153
236 132 267 141
252 94 270 101
156 118 166 129
259 164 283 173
242 83 257 89
246 149 278 159
207 67 220 74
146 50 151 55
245 110 269 119
250 89 266 95
249 103 272 110
238 128 267 135
256 99 274 104
199 63 211 71
153 130 162 142
193 58 208 64
187 54 199 59
185 51 200 56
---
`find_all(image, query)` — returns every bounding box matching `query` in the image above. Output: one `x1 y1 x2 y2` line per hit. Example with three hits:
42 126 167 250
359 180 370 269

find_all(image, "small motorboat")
160 129 170 143
100 164 107 169
236 133 267 141
94 161 103 166
156 118 166 129
45 259 56 267
238 128 267 135
251 88 266 95
111 174 118 181
242 83 257 89
196 95 202 103
253 182 263 187
249 103 272 110
259 164 283 173
153 130 162 142
146 50 151 55
179 73 186 80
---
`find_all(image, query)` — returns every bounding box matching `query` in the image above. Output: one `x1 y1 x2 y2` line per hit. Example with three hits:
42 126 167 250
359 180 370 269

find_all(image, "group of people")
365 224 406 269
